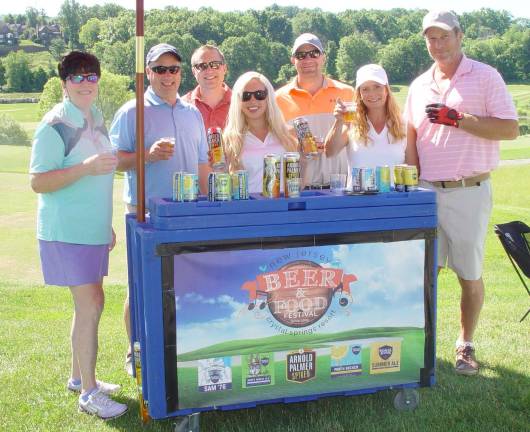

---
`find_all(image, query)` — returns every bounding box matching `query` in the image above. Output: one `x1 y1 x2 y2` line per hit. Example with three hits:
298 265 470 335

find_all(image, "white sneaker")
78 390 128 420
67 379 121 395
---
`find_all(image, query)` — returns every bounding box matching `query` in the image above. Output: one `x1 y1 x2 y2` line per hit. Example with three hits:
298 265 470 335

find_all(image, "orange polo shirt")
183 83 232 131
276 77 354 185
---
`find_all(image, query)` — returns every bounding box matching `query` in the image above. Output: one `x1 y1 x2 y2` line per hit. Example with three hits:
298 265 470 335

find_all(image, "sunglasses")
67 73 99 84
242 89 268 102
193 61 224 72
294 49 322 60
150 65 181 74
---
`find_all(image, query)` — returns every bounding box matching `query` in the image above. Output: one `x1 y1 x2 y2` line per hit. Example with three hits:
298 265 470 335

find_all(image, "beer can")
403 165 419 192
231 170 249 200
351 167 362 192
207 127 226 170
182 173 199 201
134 342 150 422
283 152 301 198
263 154 281 198
215 172 231 201
208 172 216 201
376 165 391 193
394 164 405 192
293 117 318 157
172 171 184 201
361 167 377 192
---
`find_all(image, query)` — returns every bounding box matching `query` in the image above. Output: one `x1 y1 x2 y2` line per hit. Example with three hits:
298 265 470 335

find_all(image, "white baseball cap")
291 33 324 55
422 10 461 34
355 64 388 89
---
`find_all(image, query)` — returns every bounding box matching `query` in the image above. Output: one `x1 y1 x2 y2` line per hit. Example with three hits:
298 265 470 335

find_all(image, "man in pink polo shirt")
183 45 231 131
405 10 519 376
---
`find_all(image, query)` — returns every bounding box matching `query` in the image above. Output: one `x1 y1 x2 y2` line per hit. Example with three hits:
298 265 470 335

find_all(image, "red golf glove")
425 103 464 127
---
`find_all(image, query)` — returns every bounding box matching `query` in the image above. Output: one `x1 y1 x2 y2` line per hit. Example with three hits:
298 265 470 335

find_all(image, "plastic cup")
330 173 347 194
161 137 175 149
342 102 357 123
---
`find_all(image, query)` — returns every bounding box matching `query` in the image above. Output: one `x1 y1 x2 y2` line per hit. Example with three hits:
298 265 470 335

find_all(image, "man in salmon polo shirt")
405 10 519 376
183 44 231 131
276 33 353 189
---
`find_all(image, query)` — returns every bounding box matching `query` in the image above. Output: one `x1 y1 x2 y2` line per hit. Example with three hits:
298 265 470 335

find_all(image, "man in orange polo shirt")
183 45 231 131
276 33 353 188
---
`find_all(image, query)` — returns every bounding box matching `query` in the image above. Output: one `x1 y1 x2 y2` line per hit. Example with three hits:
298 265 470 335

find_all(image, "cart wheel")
174 412 200 432
393 388 419 411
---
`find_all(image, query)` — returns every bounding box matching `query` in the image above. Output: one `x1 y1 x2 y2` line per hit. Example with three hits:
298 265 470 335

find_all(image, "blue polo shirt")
29 100 114 245
109 87 208 205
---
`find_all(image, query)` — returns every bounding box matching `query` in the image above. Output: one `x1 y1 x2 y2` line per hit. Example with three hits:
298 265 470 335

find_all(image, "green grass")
18 39 45 48
26 49 56 71
500 135 530 159
0 103 40 123
0 151 528 430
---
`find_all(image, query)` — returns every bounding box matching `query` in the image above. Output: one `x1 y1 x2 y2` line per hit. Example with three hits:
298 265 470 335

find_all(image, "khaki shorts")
420 179 492 280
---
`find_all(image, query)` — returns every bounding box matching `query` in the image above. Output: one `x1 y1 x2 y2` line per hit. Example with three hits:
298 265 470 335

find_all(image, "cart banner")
173 240 426 409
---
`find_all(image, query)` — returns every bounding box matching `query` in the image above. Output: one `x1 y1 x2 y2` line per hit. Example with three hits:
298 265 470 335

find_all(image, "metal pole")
135 0 145 222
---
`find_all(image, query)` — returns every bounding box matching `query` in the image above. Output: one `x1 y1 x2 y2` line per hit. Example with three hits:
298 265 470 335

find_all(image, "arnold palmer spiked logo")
242 260 357 327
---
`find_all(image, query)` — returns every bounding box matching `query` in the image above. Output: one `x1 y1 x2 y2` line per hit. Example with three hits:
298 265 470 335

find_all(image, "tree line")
1 3 529 94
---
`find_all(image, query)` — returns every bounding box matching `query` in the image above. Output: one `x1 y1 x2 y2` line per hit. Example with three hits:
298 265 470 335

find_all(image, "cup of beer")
161 137 175 150
342 102 357 123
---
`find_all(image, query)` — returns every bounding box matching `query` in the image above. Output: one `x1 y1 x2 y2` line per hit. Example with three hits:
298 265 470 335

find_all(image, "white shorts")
420 179 492 280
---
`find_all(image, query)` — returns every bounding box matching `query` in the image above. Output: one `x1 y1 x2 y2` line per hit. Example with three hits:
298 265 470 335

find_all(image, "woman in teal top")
29 51 127 420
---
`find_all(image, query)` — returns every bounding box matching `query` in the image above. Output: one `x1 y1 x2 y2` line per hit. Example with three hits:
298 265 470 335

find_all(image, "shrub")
0 114 30 146
38 77 62 117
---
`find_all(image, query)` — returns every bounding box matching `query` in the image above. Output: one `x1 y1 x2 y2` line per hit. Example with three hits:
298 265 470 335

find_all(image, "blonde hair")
351 84 406 146
223 71 296 171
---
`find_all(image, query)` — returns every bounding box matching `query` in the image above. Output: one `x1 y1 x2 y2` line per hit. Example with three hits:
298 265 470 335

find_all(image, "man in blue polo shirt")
109 43 211 374
110 43 210 212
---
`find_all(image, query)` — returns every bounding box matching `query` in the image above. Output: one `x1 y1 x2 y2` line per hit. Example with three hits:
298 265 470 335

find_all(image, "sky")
2 0 529 19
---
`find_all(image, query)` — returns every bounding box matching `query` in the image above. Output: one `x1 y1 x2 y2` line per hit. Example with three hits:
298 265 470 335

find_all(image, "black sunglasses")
242 89 268 102
193 61 224 72
294 49 322 60
151 65 181 75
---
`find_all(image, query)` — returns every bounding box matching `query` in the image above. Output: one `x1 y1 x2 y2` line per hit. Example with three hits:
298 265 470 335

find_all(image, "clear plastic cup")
330 173 347 194
161 137 175 149
342 102 357 123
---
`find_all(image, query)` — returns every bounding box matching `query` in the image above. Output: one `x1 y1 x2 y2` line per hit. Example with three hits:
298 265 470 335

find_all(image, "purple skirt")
39 240 109 287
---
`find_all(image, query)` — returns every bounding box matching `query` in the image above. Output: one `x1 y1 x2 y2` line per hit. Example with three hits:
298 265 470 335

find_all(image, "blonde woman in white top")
223 71 297 193
325 64 406 184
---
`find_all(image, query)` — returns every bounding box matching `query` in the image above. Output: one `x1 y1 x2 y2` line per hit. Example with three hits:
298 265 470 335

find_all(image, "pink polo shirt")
405 56 517 181
183 83 231 132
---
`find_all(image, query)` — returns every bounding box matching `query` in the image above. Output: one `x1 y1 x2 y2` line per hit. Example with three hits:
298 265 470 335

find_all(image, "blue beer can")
361 167 377 192
351 167 362 192
231 170 249 200
172 171 184 201
376 165 391 192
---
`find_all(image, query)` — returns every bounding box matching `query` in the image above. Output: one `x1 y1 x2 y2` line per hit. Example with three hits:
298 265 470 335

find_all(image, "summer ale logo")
242 260 357 327
370 341 401 374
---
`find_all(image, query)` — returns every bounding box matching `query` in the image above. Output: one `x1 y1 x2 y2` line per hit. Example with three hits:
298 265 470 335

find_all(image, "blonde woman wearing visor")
325 64 406 185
